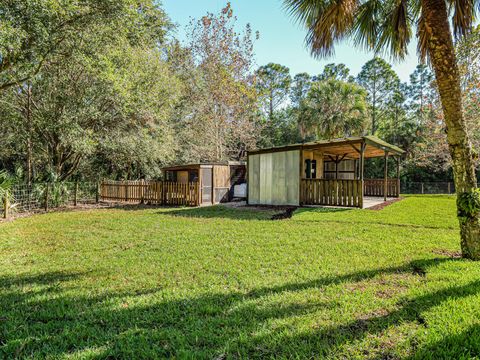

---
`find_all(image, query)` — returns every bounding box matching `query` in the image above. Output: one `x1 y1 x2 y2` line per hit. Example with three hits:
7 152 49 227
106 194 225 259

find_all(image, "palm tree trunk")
421 0 480 259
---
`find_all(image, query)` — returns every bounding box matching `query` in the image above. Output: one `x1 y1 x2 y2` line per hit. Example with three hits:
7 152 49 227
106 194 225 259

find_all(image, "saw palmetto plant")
0 170 14 212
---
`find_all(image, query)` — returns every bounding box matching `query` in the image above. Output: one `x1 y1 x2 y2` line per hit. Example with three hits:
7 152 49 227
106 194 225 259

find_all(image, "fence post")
162 181 166 205
448 182 451 194
421 182 424 194
3 190 9 219
96 181 100 203
44 183 50 212
74 181 78 206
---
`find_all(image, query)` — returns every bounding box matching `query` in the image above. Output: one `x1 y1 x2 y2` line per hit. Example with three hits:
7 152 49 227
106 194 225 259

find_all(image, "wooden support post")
74 181 78 206
44 183 49 212
360 143 365 181
448 182 451 194
359 142 365 208
384 152 389 202
299 148 304 205
96 181 100 203
3 190 9 219
246 153 249 205
335 155 339 179
396 156 401 197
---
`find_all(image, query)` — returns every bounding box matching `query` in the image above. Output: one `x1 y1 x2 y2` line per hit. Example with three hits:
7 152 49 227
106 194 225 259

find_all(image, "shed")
247 136 405 208
162 161 246 205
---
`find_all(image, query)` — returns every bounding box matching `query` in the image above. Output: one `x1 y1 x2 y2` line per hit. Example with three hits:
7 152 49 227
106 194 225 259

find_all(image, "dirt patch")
228 203 298 220
367 197 404 210
432 248 462 259
270 207 297 220
411 265 427 277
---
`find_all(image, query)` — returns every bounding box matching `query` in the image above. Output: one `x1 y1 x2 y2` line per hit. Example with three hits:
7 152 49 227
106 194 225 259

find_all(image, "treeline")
0 2 259 182
255 42 479 181
0 1 478 184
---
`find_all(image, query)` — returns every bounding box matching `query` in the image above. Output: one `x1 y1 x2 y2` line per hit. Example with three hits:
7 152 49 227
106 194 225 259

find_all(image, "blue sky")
162 0 420 82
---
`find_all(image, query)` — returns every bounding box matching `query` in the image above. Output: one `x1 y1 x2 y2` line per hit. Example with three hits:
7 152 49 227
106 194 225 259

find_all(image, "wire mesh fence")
1 182 98 219
402 181 464 195
0 180 474 220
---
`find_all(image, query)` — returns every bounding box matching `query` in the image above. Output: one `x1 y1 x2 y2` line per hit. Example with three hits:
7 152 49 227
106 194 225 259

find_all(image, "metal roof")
247 136 405 158
161 161 246 171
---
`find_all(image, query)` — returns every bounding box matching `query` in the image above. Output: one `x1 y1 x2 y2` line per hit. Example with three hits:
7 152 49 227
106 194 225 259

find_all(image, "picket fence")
100 180 200 206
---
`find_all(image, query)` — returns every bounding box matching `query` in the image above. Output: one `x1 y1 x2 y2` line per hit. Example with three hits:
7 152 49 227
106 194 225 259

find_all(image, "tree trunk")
372 78 376 135
269 89 274 120
421 0 480 259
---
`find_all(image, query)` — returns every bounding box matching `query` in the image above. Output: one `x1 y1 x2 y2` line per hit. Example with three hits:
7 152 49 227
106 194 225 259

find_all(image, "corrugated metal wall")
248 150 300 206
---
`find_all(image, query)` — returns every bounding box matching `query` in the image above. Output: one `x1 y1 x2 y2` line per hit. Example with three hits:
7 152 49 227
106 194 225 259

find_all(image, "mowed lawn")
1 196 480 359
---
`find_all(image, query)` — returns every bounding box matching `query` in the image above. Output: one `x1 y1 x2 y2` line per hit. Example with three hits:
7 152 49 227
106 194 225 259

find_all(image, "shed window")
165 171 177 182
189 171 199 182
304 159 317 179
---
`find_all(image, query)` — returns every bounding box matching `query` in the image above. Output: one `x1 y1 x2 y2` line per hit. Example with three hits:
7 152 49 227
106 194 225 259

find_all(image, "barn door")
201 168 213 204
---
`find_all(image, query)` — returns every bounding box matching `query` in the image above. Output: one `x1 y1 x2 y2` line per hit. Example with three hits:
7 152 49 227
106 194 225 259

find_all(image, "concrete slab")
222 197 398 210
362 197 397 209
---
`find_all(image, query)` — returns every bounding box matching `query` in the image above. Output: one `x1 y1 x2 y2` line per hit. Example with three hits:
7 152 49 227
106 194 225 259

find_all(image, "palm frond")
283 0 327 25
351 0 382 52
448 0 476 37
284 0 359 58
416 13 430 62
376 0 413 59
310 0 359 57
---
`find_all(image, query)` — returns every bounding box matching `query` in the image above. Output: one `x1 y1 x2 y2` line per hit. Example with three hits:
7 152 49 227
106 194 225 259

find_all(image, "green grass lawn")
1 196 480 359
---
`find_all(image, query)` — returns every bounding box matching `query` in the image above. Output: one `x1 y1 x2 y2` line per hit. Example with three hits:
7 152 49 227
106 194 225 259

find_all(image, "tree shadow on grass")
0 271 88 288
0 257 475 359
156 205 283 221
405 324 480 360
156 205 353 221
251 277 480 359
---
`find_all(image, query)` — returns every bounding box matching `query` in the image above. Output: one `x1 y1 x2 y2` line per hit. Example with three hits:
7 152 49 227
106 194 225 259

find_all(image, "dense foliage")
0 2 478 184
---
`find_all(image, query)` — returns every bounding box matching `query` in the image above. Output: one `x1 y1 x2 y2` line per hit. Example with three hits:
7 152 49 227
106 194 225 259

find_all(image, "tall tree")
299 79 367 139
379 82 414 148
0 0 139 91
176 3 259 162
357 57 400 134
290 72 312 107
0 0 179 181
256 63 292 119
284 0 480 259
408 64 435 122
315 63 353 82
412 26 480 175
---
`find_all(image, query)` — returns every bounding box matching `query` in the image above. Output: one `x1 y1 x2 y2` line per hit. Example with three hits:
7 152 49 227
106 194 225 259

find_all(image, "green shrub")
457 188 480 222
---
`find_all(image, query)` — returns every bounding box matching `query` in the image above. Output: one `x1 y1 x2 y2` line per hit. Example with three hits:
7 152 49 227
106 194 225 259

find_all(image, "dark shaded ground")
2 257 477 359
367 197 404 210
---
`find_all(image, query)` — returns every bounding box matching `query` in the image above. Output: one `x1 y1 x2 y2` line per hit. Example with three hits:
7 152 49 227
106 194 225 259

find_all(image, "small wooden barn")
162 161 246 205
247 136 405 208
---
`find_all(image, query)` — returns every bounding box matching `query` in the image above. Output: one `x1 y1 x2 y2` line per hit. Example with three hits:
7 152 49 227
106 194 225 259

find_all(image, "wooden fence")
301 179 363 208
100 180 200 206
364 179 400 197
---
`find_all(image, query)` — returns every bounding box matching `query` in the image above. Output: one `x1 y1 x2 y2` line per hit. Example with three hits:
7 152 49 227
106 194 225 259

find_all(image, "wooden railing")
364 179 400 197
301 179 363 208
100 180 200 206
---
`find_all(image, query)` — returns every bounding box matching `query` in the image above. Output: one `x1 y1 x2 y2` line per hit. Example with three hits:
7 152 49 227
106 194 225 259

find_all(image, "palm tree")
284 0 480 259
299 79 367 139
